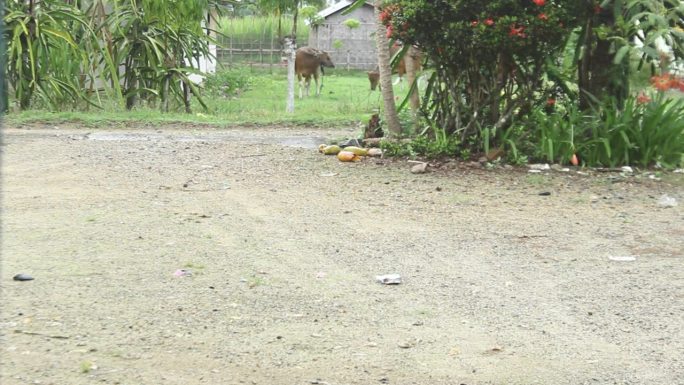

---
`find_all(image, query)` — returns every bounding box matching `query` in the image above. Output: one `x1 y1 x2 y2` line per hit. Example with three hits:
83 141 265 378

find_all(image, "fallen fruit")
322 145 341 155
341 146 368 156
318 144 327 153
570 153 579 166
337 151 360 162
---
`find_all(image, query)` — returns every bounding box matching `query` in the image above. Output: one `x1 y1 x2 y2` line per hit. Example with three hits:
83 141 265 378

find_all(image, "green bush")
203 68 253 97
514 94 684 168
579 94 684 169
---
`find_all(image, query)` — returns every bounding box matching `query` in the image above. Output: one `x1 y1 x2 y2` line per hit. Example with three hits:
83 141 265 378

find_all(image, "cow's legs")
299 76 311 99
304 77 311 97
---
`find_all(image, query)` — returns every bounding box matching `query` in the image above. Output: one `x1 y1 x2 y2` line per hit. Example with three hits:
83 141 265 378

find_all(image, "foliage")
571 0 684 109
380 132 460 159
379 0 582 145
107 0 221 112
3 0 97 110
300 6 323 27
3 0 223 112
580 93 684 168
217 15 309 43
523 101 585 164
511 91 684 168
203 67 254 97
343 18 361 30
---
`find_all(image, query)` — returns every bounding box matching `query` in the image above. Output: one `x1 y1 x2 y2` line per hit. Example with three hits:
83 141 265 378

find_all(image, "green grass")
5 68 406 128
217 16 309 46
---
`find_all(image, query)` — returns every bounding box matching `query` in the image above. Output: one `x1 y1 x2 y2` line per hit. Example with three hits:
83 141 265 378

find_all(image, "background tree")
575 0 684 108
374 0 401 136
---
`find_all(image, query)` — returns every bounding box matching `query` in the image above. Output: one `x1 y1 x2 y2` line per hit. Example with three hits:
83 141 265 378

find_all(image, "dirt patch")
1 124 683 385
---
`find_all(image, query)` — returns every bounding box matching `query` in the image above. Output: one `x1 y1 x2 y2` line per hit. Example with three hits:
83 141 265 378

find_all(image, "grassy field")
5 68 411 129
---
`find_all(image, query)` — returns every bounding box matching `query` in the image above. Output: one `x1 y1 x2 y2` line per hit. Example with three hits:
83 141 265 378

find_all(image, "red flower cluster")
636 92 651 104
533 0 546 6
379 4 398 24
651 74 684 92
509 25 526 38
538 13 548 21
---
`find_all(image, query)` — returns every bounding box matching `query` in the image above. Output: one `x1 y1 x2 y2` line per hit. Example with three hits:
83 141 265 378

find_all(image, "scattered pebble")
410 163 428 174
657 194 677 208
608 256 636 262
528 163 550 171
13 274 34 281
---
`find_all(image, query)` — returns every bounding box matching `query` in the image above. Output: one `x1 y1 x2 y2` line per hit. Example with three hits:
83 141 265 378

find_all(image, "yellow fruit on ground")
341 146 368 156
337 151 360 162
318 144 327 153
323 145 342 155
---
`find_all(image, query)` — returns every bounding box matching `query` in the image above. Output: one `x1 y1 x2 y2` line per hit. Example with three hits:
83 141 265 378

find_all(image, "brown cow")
295 47 335 98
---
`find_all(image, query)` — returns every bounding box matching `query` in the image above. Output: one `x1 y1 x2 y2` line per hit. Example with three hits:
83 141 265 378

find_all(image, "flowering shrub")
650 74 684 93
377 0 584 144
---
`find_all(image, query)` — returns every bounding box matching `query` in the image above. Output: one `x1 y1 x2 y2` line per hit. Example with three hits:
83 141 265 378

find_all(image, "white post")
284 37 296 113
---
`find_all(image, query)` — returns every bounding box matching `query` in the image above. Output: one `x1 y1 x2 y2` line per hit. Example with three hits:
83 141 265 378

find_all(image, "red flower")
379 11 391 24
509 25 525 37
471 20 479 27
651 74 673 91
386 25 393 38
636 93 651 104
484 18 494 26
546 98 556 106
670 76 684 92
533 0 546 6
538 13 548 21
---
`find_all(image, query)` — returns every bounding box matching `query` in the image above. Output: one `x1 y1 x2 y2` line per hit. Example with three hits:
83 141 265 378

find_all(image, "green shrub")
579 94 684 169
381 125 460 158
203 68 253 97
520 94 684 168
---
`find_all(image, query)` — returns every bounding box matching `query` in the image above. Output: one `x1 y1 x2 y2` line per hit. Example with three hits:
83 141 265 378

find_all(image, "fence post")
284 37 296 113
229 37 233 66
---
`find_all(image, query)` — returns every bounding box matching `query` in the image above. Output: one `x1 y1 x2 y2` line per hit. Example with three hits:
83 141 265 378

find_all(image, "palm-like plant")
4 0 95 110
108 0 221 112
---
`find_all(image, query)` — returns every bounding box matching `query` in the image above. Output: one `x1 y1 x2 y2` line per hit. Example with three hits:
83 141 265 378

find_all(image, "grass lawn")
4 67 412 129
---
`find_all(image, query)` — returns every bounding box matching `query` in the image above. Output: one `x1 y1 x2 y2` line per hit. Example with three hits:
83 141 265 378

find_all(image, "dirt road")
1 124 683 385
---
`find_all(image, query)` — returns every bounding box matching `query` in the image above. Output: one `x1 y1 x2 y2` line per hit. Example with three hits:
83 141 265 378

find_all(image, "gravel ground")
1 123 683 385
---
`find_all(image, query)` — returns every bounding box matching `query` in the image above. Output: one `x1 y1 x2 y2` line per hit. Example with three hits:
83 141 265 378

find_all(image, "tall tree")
404 45 421 127
374 0 402 136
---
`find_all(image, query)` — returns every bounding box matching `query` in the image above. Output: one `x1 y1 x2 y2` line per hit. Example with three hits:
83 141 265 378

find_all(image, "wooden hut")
308 1 377 70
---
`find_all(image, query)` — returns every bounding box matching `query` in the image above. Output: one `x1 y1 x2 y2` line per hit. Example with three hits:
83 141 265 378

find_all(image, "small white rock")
657 194 678 208
609 256 636 262
528 163 551 170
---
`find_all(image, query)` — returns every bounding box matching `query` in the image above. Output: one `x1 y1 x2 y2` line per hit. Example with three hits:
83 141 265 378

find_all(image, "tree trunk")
404 45 421 127
578 7 628 109
374 0 401 136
